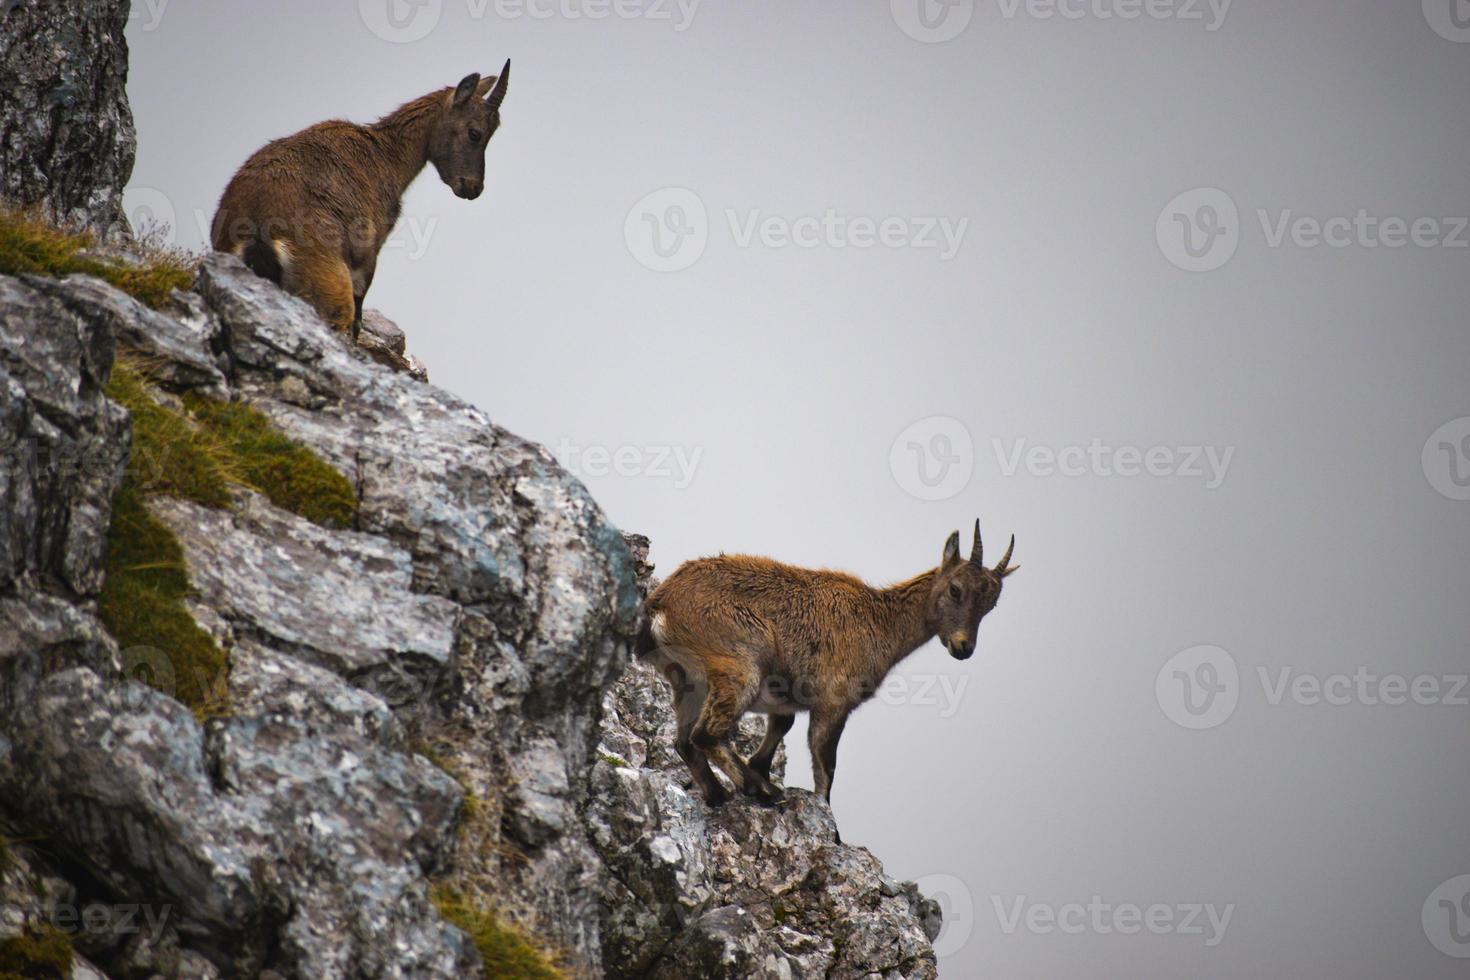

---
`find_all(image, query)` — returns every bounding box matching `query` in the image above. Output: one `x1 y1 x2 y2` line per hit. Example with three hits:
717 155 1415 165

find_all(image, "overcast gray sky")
127 2 1470 976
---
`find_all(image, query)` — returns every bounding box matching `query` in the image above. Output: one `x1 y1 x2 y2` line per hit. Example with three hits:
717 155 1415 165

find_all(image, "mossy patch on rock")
0 926 73 980
183 394 356 528
99 362 357 717
0 207 194 308
431 888 564 980
99 484 230 716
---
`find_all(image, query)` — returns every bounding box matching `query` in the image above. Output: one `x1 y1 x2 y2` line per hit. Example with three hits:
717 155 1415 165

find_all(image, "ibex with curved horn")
638 522 1018 809
211 62 510 337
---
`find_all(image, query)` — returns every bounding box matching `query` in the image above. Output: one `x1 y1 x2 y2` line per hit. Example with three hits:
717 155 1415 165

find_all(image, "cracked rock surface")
0 2 943 969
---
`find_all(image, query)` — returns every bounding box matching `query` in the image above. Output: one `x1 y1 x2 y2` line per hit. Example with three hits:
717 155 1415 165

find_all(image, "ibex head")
929 520 1018 660
429 60 510 200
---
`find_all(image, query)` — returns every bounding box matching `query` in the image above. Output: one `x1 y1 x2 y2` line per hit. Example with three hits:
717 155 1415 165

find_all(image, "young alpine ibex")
638 521 1018 808
211 62 510 337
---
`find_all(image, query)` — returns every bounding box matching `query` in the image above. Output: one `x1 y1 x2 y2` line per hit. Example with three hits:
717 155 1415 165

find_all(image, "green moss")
99 485 229 717
108 366 235 507
0 207 194 308
184 395 356 528
0 926 73 980
431 888 564 980
598 752 630 769
97 364 355 717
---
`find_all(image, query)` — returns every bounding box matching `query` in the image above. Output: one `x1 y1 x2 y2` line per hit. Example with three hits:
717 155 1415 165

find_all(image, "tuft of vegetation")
598 752 631 769
108 365 236 507
99 484 230 717
430 888 564 980
98 363 357 717
184 394 356 528
0 926 73 980
0 206 195 308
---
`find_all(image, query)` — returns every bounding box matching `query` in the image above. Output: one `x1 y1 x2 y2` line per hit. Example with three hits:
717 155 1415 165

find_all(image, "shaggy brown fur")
640 521 1018 810
211 63 509 337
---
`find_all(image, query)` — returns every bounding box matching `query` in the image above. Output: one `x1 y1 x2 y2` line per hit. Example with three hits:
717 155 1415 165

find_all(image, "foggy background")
125 2 1470 976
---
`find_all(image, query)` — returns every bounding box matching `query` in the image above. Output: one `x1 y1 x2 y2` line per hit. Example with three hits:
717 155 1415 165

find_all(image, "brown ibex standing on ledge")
638 522 1018 809
211 62 510 337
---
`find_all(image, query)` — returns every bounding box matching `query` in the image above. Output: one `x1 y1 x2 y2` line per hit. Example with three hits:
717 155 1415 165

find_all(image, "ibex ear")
485 59 510 112
452 73 481 106
1000 564 1020 578
941 531 961 567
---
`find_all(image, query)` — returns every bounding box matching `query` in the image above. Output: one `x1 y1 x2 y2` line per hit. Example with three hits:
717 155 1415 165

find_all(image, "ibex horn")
969 519 984 567
994 534 1016 575
486 59 510 111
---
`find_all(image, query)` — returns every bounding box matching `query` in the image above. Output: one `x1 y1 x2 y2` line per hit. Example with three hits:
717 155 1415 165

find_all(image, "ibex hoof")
703 783 732 807
745 780 785 806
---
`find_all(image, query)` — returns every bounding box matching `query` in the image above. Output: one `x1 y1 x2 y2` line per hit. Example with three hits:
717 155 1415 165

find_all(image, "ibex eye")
948 584 962 600
468 129 483 142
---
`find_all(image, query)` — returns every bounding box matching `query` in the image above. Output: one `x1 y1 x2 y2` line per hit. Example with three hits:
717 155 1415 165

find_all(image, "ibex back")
638 521 1017 810
211 63 510 337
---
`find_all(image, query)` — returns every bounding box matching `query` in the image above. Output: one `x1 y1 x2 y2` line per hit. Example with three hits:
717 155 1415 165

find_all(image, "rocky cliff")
0 2 943 977
0 0 136 237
